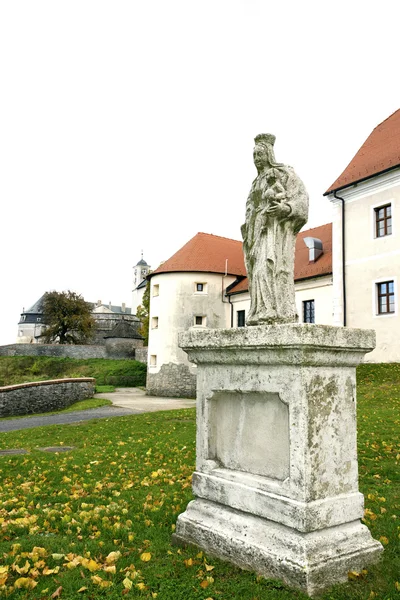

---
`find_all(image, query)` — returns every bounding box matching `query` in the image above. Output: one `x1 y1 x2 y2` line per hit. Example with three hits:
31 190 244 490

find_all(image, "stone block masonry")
0 378 95 417
0 344 147 363
146 363 196 398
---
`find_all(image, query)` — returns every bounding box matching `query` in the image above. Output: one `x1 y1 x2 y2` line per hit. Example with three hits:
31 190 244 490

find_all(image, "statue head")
253 133 278 173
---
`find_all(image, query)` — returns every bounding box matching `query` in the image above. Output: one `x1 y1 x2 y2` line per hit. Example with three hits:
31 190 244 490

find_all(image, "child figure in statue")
241 134 309 325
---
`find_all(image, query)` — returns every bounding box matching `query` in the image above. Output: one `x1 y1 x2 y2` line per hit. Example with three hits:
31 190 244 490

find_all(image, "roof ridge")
197 232 241 243
373 108 400 130
299 222 332 234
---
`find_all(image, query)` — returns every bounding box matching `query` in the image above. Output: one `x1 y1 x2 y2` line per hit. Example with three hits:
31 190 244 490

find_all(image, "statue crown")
254 133 276 147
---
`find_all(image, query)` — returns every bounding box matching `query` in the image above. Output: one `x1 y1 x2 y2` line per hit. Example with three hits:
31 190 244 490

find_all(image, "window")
37 317 41 322
303 300 315 323
194 282 207 293
237 310 246 327
377 281 395 314
194 315 206 326
375 204 392 238
152 284 159 297
150 355 157 366
151 316 159 329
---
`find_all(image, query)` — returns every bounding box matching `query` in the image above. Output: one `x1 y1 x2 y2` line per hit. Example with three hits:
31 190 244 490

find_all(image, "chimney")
97 300 102 307
109 301 112 310
122 302 126 313
303 237 323 263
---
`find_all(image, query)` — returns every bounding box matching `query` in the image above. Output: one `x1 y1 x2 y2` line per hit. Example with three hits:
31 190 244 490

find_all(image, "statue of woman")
241 134 309 325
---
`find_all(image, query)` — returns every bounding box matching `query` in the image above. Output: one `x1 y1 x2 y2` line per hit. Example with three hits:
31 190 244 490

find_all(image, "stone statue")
241 134 309 325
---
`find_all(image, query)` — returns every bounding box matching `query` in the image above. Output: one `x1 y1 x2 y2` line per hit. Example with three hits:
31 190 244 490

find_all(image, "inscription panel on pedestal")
208 391 289 481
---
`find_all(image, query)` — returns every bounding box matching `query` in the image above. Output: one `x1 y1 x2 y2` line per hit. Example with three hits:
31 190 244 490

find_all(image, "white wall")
229 276 333 326
295 276 333 324
147 272 236 374
329 169 400 361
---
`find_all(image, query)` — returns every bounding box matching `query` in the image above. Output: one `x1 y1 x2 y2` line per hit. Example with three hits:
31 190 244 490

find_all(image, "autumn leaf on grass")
136 582 147 590
14 577 38 590
77 587 88 593
81 558 101 572
43 566 60 576
140 552 152 562
103 565 116 574
91 575 112 588
200 580 209 589
51 554 65 561
105 551 121 564
12 560 31 574
184 558 194 567
123 577 133 590
348 570 368 580
379 536 389 545
51 586 63 598
204 563 215 572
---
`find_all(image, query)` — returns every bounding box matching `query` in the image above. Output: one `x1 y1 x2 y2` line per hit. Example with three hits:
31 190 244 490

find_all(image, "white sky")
1 0 399 345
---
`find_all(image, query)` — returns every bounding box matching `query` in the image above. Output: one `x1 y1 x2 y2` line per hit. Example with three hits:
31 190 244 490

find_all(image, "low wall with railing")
0 378 96 418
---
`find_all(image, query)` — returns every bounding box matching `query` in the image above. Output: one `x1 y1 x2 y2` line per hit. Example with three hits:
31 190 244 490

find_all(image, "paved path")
0 388 196 433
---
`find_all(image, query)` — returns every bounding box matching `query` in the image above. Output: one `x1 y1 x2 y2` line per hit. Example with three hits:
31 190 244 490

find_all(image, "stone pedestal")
173 324 383 596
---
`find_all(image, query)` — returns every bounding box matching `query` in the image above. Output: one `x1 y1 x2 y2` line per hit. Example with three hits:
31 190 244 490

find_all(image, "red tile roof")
151 225 332 294
227 223 332 295
325 109 400 195
150 233 247 277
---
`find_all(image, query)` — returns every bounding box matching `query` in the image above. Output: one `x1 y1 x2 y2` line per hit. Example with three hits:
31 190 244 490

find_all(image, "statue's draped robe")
242 166 308 325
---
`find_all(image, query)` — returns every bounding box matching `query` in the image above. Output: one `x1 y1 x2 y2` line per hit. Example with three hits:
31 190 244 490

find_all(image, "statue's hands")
266 202 291 217
240 223 247 239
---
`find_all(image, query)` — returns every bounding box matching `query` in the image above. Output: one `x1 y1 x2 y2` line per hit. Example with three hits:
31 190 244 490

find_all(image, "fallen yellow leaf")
43 566 60 575
379 536 389 545
136 582 146 590
184 558 193 567
205 563 215 571
200 580 209 589
140 552 152 562
14 577 38 590
82 558 101 572
103 565 116 574
105 551 121 564
77 587 87 593
13 560 31 575
123 577 133 590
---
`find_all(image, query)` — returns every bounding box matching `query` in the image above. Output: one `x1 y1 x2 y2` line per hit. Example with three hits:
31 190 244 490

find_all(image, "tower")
132 252 150 313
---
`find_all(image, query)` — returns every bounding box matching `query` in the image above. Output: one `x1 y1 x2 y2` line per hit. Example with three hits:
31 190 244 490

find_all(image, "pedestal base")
173 498 383 597
175 325 383 596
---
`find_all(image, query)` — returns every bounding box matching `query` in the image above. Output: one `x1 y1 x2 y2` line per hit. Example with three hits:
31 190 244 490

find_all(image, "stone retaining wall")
146 363 196 398
0 344 108 359
0 344 148 363
0 378 95 418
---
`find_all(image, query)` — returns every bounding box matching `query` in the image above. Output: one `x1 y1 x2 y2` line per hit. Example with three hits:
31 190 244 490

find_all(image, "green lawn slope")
0 356 146 388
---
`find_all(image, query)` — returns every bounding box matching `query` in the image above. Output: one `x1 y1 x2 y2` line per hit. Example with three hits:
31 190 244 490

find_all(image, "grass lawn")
0 365 399 599
0 357 146 388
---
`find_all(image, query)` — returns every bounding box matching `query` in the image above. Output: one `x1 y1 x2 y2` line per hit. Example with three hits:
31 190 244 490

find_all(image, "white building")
147 227 332 397
324 108 400 362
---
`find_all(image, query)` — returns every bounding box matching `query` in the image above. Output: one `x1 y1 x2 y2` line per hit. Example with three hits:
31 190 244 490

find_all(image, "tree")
41 291 95 344
136 279 150 345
